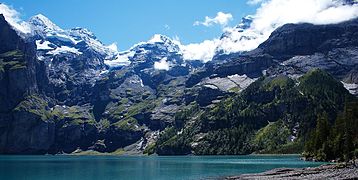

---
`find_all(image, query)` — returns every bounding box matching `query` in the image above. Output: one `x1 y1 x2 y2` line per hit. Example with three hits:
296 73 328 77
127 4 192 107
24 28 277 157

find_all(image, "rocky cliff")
0 14 53 154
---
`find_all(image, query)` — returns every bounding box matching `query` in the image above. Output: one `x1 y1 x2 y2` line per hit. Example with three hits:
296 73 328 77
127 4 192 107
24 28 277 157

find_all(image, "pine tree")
314 113 330 154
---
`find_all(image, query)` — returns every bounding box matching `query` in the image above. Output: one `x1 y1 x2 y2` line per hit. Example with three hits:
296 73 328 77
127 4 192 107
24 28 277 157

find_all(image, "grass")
143 143 156 155
0 50 24 58
228 86 241 93
98 119 111 130
14 95 52 121
51 105 96 126
264 75 294 91
114 117 139 131
0 50 27 71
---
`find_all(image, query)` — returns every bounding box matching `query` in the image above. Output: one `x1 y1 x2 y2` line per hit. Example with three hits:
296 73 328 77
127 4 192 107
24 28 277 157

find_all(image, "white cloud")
0 3 32 34
179 39 220 62
154 57 171 71
251 0 358 33
180 0 358 62
194 12 233 27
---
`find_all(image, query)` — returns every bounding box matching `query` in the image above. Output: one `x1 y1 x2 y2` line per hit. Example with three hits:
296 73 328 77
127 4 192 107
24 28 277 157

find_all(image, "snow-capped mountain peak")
29 14 62 32
28 14 118 61
104 34 183 68
148 34 172 44
147 34 181 53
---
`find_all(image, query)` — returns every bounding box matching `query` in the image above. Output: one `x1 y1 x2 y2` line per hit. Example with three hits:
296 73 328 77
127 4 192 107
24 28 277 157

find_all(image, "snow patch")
342 81 358 95
204 84 219 90
148 34 165 44
47 46 82 55
104 51 134 67
36 40 54 50
107 43 118 52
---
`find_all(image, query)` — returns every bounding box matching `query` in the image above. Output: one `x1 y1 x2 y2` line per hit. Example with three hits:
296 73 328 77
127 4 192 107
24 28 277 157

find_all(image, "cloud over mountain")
180 0 358 61
194 12 233 27
0 3 31 34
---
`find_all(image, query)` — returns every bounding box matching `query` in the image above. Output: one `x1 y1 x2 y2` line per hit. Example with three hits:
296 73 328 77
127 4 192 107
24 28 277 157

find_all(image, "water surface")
0 155 324 180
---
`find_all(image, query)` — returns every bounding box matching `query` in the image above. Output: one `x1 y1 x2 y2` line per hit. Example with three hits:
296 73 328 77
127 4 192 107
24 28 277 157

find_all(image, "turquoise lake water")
0 155 324 180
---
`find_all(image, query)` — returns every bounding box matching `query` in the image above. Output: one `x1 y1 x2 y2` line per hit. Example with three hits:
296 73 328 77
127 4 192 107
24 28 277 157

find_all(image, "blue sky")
1 0 258 50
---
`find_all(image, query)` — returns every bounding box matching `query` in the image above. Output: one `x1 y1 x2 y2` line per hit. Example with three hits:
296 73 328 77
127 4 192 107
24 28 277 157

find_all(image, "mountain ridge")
0 13 357 156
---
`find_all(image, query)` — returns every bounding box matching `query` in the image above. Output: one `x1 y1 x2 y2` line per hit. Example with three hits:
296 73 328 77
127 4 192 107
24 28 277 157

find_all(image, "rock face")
191 18 358 96
28 14 113 105
257 19 358 87
0 15 40 112
259 18 358 59
0 15 54 154
5 96 55 154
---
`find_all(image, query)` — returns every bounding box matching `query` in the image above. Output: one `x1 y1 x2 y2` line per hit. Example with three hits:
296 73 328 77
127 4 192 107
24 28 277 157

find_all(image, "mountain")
0 11 357 158
26 14 121 105
0 13 206 154
105 34 203 73
150 18 358 157
105 34 182 68
153 69 355 155
30 14 117 59
189 18 358 96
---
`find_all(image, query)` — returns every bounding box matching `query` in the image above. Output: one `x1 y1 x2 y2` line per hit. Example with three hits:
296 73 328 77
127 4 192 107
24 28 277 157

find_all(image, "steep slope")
153 69 356 155
28 14 117 105
150 18 358 156
0 14 54 154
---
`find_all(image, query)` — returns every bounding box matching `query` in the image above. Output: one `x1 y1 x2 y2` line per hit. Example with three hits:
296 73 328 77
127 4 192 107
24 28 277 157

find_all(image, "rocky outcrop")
259 18 358 59
257 19 358 87
0 96 55 154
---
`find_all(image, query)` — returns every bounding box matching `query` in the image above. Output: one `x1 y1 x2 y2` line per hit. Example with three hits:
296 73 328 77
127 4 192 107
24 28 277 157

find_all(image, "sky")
0 0 258 51
1 0 357 62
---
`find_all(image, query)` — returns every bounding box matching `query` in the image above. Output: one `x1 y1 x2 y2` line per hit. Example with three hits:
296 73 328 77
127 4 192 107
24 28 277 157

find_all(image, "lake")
0 155 324 180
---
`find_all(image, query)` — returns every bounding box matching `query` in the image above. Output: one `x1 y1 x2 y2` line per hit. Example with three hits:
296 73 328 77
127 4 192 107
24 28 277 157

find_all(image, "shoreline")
225 163 358 180
0 151 308 156
57 152 304 157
